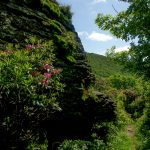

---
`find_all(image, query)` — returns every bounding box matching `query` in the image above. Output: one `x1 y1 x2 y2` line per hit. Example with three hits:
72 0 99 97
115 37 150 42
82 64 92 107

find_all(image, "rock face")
0 0 93 94
0 0 116 149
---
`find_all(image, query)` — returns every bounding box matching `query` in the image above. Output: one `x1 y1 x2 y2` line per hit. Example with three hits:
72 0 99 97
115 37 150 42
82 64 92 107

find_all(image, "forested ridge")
0 0 150 149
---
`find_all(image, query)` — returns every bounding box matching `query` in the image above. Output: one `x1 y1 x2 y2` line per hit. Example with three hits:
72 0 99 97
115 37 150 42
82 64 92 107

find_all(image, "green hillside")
86 53 123 78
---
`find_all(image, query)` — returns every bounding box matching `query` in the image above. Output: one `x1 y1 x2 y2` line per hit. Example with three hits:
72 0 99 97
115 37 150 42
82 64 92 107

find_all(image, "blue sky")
57 0 130 55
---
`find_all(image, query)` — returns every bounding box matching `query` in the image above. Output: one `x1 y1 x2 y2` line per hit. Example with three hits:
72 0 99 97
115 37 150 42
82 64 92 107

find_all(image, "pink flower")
53 69 61 74
42 79 49 86
43 64 52 70
26 44 33 50
44 73 52 78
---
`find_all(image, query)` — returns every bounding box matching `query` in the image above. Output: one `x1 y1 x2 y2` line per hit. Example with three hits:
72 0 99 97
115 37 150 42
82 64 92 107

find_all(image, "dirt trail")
127 124 136 150
127 124 135 137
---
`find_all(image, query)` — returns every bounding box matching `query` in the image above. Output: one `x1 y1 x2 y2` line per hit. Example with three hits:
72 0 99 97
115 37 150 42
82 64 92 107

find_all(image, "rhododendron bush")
0 40 64 148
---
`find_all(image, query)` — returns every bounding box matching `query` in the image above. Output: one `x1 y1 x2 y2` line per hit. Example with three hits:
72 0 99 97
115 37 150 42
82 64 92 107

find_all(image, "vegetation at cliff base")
94 0 150 149
87 52 150 150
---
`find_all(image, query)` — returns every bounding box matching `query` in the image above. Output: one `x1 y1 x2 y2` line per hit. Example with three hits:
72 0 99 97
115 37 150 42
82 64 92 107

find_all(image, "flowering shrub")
0 41 64 149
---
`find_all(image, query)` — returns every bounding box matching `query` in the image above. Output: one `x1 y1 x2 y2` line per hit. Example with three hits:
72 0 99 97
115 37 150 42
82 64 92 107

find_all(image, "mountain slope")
86 53 123 78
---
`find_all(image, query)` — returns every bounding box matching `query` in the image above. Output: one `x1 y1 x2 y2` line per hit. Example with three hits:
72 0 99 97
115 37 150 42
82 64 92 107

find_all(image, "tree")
96 0 150 76
105 46 116 58
105 47 135 71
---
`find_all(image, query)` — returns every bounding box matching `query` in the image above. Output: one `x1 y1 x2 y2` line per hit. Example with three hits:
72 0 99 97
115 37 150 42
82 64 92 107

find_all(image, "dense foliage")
86 52 150 149
95 1 150 148
0 40 64 149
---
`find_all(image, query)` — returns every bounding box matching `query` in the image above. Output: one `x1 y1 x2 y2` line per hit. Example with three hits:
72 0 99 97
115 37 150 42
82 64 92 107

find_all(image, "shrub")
109 74 136 90
54 32 79 62
41 0 60 18
0 40 64 149
58 139 106 150
60 5 73 25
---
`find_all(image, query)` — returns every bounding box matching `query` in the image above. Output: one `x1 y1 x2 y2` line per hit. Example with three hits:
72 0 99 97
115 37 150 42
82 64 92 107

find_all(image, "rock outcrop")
0 0 116 149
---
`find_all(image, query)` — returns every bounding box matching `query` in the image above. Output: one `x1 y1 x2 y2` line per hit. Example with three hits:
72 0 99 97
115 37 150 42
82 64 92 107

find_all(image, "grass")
107 130 133 150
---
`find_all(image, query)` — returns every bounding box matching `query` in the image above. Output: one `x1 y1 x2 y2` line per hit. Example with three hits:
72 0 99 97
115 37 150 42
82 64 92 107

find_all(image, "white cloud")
88 31 113 42
92 0 106 4
115 45 130 52
78 31 113 42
